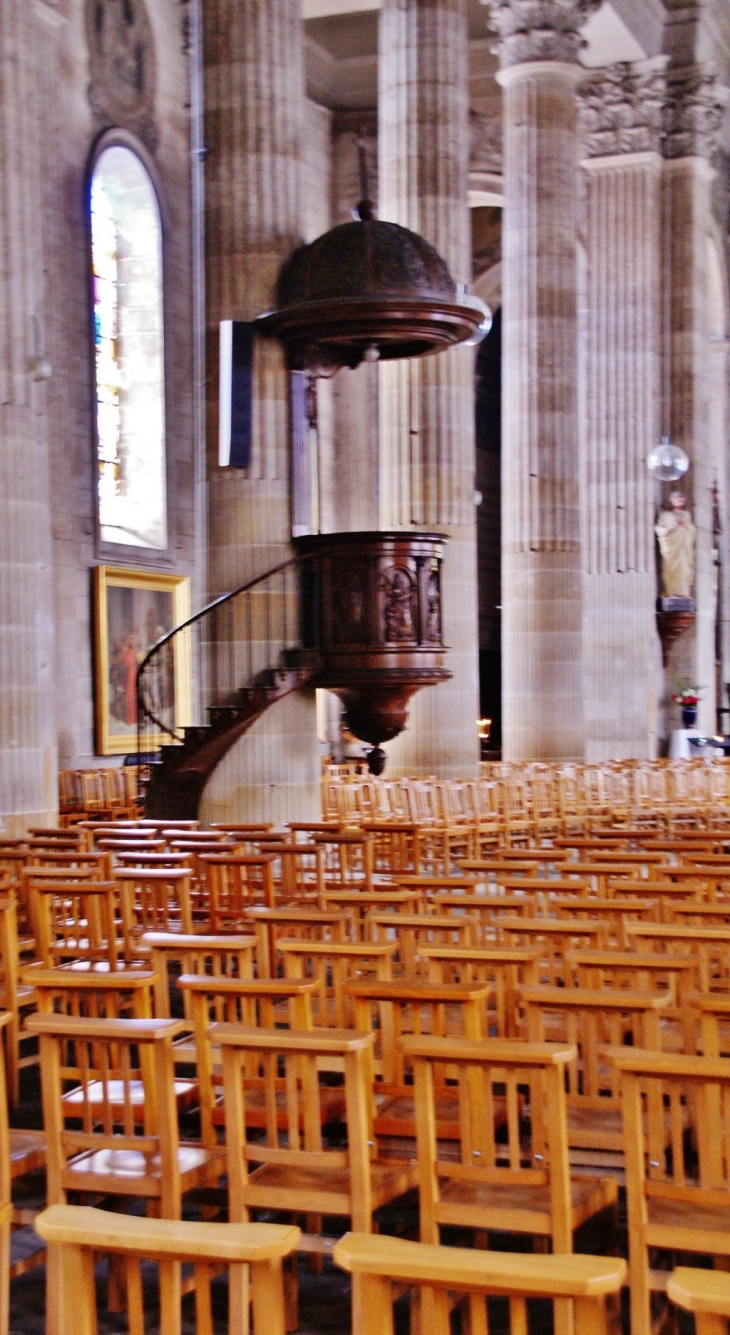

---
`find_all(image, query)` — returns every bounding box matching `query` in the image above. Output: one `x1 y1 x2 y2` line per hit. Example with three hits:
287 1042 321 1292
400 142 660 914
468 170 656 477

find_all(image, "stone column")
492 0 598 761
200 0 319 824
578 61 666 759
320 114 380 537
378 0 480 778
0 0 60 833
662 65 727 737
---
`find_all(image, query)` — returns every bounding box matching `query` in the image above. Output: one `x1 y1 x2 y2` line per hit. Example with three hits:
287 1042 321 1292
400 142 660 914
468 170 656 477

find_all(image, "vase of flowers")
672 684 703 729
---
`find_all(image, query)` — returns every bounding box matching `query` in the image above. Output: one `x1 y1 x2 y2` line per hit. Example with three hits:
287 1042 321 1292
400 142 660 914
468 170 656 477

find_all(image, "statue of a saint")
655 490 696 599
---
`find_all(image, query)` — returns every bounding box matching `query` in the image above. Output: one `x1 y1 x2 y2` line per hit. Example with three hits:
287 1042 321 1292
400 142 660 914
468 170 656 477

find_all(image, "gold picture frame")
93 565 191 756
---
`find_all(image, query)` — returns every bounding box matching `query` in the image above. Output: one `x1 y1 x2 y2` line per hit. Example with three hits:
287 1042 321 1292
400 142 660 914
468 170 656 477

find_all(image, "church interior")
4 1 730 1332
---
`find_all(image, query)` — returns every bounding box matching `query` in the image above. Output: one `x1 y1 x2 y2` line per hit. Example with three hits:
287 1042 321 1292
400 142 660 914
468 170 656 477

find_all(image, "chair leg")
628 1243 651 1335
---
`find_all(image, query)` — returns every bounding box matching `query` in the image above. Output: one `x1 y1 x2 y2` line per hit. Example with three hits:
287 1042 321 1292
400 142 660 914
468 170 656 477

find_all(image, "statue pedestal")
656 597 695 668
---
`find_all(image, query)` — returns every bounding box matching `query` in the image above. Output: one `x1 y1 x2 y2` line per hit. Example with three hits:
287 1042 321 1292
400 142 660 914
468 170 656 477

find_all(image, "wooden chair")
278 940 396 1028
114 850 193 870
115 868 194 961
35 1202 299 1335
366 911 475 980
201 853 276 930
217 1025 418 1244
244 907 352 977
21 865 98 944
360 820 422 875
0 1013 13 1333
320 890 421 939
609 1047 730 1335
404 1033 618 1248
346 978 490 1140
312 831 375 890
669 1265 730 1335
419 943 540 1037
28 966 155 1020
0 896 36 1105
25 849 112 880
177 975 339 1146
333 1232 626 1335
33 881 121 971
520 984 670 1165
497 916 608 984
141 930 256 1019
256 843 325 902
565 948 698 1053
26 1013 225 1216
624 921 730 991
550 895 654 947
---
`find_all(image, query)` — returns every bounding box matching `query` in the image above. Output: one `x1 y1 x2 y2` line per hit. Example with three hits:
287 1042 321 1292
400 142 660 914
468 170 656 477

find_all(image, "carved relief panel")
86 0 157 146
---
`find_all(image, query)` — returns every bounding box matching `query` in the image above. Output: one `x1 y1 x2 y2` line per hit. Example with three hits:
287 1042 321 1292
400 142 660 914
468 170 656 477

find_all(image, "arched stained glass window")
91 143 167 550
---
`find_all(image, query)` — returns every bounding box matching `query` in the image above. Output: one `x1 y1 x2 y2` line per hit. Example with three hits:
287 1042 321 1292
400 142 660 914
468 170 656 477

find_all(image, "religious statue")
655 490 696 599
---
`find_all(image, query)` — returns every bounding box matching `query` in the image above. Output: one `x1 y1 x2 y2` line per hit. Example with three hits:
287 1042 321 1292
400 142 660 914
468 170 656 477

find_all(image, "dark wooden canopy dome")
257 213 481 372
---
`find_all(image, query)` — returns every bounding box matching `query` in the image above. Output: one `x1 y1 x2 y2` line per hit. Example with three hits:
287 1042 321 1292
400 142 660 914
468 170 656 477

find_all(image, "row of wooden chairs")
18 962 730 1335
58 766 142 824
322 759 730 845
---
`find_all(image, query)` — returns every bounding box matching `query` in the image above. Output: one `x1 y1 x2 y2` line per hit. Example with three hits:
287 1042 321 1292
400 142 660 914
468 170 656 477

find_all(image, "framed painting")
93 565 191 755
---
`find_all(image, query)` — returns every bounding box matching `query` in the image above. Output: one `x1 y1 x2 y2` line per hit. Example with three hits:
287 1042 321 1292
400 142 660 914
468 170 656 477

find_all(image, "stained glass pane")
90 145 167 550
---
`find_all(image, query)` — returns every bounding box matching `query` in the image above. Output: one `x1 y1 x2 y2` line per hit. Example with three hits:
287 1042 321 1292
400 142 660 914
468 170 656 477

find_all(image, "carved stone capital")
488 0 602 68
469 110 502 175
579 61 666 159
664 65 728 161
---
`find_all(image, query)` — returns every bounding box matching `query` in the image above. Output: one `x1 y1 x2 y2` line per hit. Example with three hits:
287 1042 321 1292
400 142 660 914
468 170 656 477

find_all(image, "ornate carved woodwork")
296 532 451 771
257 215 481 372
142 534 452 813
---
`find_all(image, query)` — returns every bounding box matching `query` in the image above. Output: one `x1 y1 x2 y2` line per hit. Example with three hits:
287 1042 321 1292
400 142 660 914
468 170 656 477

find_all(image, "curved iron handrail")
136 551 316 761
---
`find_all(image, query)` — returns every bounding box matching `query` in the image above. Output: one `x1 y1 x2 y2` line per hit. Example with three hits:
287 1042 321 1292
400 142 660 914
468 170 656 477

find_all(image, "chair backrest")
216 1024 378 1231
142 931 256 1018
312 833 375 890
403 1034 576 1248
333 1232 625 1335
33 881 120 970
609 1048 730 1222
279 940 395 1027
27 849 111 879
26 1013 186 1217
245 908 352 976
497 917 606 983
178 975 318 1146
521 985 669 1113
28 966 155 1020
419 944 540 1037
346 978 489 1090
366 912 475 979
201 854 276 929
35 1203 299 1335
264 844 325 901
115 868 194 959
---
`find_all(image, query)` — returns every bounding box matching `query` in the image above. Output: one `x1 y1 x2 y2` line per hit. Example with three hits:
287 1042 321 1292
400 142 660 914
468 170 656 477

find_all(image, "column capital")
488 0 601 69
579 59 667 159
664 64 728 161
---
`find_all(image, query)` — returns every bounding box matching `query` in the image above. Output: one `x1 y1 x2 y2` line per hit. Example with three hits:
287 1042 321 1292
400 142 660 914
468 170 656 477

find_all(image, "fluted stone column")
320 116 380 537
378 0 480 778
660 66 727 738
200 0 319 824
493 0 598 761
0 0 60 835
578 61 666 759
